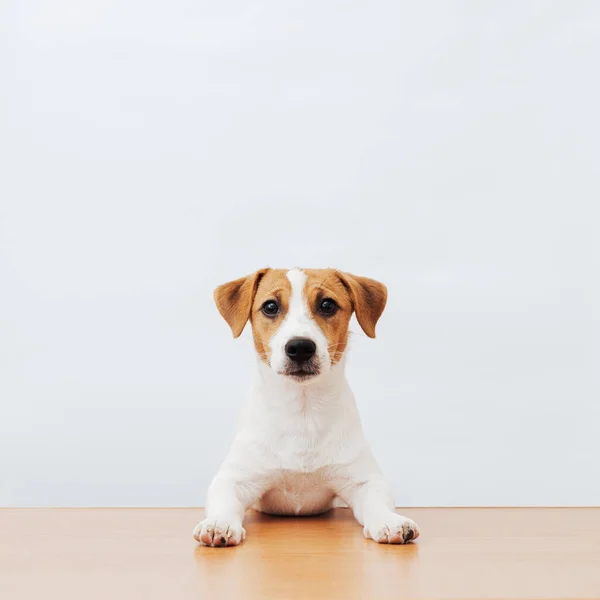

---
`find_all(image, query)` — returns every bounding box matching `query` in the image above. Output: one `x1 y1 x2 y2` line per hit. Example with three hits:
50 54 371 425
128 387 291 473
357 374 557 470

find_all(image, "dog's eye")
319 298 338 315
261 300 280 317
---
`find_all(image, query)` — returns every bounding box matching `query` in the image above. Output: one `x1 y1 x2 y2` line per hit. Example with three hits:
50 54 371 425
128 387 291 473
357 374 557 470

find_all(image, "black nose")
285 338 316 362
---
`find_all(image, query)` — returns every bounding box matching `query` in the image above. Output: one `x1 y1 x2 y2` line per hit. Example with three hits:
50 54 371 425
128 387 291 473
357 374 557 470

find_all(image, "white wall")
1 1 598 507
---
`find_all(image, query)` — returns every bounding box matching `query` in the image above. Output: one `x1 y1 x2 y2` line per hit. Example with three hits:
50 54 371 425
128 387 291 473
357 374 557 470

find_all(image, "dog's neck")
254 356 349 411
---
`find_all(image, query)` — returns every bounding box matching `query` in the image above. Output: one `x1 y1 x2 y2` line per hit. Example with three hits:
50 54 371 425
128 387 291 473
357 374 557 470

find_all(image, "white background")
1 1 598 507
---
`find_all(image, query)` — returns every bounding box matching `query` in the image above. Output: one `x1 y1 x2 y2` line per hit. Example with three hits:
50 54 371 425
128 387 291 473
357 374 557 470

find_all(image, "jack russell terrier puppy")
193 268 419 546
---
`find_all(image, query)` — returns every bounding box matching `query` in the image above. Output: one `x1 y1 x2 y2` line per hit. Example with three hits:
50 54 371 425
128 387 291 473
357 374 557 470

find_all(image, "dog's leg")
193 472 264 547
336 456 419 544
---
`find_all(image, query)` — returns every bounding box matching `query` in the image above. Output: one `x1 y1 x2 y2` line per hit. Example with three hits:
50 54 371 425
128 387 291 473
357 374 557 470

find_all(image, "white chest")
254 467 337 515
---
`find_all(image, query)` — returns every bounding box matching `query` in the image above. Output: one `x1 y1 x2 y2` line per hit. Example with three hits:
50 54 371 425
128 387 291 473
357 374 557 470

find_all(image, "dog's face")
214 268 387 383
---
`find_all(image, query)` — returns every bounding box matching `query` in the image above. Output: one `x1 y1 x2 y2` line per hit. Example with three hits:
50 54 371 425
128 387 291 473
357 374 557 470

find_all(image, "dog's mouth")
280 364 320 382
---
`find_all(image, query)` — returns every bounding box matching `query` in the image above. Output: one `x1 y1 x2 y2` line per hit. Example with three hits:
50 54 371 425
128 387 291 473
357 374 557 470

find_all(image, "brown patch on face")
214 269 292 364
302 269 354 364
303 269 388 362
249 269 291 363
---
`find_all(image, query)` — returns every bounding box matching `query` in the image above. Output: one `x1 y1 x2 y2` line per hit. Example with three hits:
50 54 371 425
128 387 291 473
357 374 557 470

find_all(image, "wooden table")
1 508 599 599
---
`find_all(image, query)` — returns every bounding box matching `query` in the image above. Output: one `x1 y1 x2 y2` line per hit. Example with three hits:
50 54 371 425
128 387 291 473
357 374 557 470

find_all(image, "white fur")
193 269 419 546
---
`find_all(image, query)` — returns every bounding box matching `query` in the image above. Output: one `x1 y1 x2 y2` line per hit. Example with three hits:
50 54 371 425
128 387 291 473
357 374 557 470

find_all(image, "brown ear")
337 272 387 338
214 269 268 338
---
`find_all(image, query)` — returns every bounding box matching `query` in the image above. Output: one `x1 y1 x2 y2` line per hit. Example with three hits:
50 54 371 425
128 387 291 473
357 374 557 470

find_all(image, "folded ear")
214 269 268 338
337 272 387 338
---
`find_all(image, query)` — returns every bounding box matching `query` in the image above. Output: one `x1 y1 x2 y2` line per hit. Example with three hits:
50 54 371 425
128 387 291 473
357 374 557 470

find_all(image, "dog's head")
214 268 387 383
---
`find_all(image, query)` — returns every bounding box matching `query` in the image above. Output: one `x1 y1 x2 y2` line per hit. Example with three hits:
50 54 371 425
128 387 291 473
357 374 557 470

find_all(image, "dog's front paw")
363 513 419 544
193 517 246 547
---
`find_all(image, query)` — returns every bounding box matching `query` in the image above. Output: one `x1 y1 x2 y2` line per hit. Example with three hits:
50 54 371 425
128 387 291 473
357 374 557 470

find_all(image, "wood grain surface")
1 508 599 599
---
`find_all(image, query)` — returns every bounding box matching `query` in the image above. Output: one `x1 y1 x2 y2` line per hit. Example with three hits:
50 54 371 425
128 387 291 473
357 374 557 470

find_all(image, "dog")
193 268 419 546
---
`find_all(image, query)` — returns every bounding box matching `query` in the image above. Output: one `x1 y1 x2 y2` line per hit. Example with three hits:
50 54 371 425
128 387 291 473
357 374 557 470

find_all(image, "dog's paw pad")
193 517 246 547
